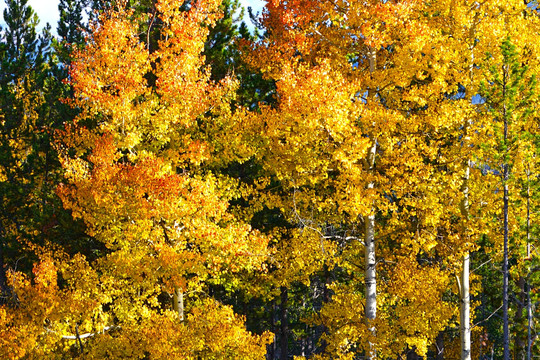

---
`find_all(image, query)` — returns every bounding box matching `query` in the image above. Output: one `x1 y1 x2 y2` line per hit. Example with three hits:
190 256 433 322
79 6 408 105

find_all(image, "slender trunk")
436 332 444 360
173 288 184 321
280 286 288 360
365 210 376 320
459 43 476 360
301 297 306 357
0 230 8 302
526 280 532 360
460 160 471 360
502 90 510 360
501 59 512 358
0 241 6 291
364 46 377 360
526 168 532 360
269 300 276 360
460 253 471 360
503 173 510 360
368 48 376 74
365 140 377 360
364 47 377 360
514 277 527 360
75 324 84 354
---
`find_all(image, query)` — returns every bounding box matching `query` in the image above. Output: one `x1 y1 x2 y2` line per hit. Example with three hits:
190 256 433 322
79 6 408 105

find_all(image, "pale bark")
173 288 184 321
460 253 471 360
458 35 476 360
503 176 510 360
502 67 510 360
527 280 532 360
460 161 471 360
367 47 376 73
526 168 532 360
47 325 118 340
365 140 377 360
365 209 376 323
364 46 377 360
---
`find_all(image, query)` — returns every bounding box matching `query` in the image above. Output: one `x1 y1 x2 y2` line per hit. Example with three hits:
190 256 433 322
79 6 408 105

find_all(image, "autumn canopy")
1 0 540 359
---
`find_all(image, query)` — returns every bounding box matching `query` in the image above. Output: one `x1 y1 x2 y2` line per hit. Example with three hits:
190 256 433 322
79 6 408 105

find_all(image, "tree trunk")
458 42 476 360
406 349 421 360
367 45 376 74
365 140 377 360
0 231 8 303
502 72 510 360
364 45 377 360
526 280 532 360
173 287 184 321
503 174 510 360
268 300 276 360
436 332 444 360
280 286 288 360
460 253 471 360
0 242 5 289
526 168 532 360
459 157 472 360
514 277 527 360
365 211 376 317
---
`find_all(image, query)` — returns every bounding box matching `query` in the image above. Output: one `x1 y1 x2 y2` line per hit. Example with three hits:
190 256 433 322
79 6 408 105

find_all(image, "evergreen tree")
0 0 88 300
0 0 48 297
479 37 537 360
55 0 87 68
204 0 243 81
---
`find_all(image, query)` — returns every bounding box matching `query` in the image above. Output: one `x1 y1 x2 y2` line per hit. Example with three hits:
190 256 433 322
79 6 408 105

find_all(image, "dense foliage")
1 0 540 359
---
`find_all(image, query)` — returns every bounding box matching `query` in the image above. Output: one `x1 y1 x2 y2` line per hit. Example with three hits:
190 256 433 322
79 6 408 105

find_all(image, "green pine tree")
479 36 537 360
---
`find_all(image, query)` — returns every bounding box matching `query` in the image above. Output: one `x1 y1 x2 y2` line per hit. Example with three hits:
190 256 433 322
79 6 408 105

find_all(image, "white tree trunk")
365 209 376 360
460 161 472 360
365 140 377 360
526 167 532 360
460 253 471 360
364 45 377 360
459 41 475 360
365 210 377 322
173 288 184 321
368 47 376 73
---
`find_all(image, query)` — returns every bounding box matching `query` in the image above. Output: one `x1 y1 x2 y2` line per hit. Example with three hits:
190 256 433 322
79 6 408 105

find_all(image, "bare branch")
47 325 118 340
472 305 503 329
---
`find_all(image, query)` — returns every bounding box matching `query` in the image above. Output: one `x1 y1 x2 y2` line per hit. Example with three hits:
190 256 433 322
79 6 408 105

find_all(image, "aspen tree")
2 0 272 357
245 0 468 357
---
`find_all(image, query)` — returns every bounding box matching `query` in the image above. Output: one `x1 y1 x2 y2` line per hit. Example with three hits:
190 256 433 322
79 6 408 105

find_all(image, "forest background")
1 0 540 359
